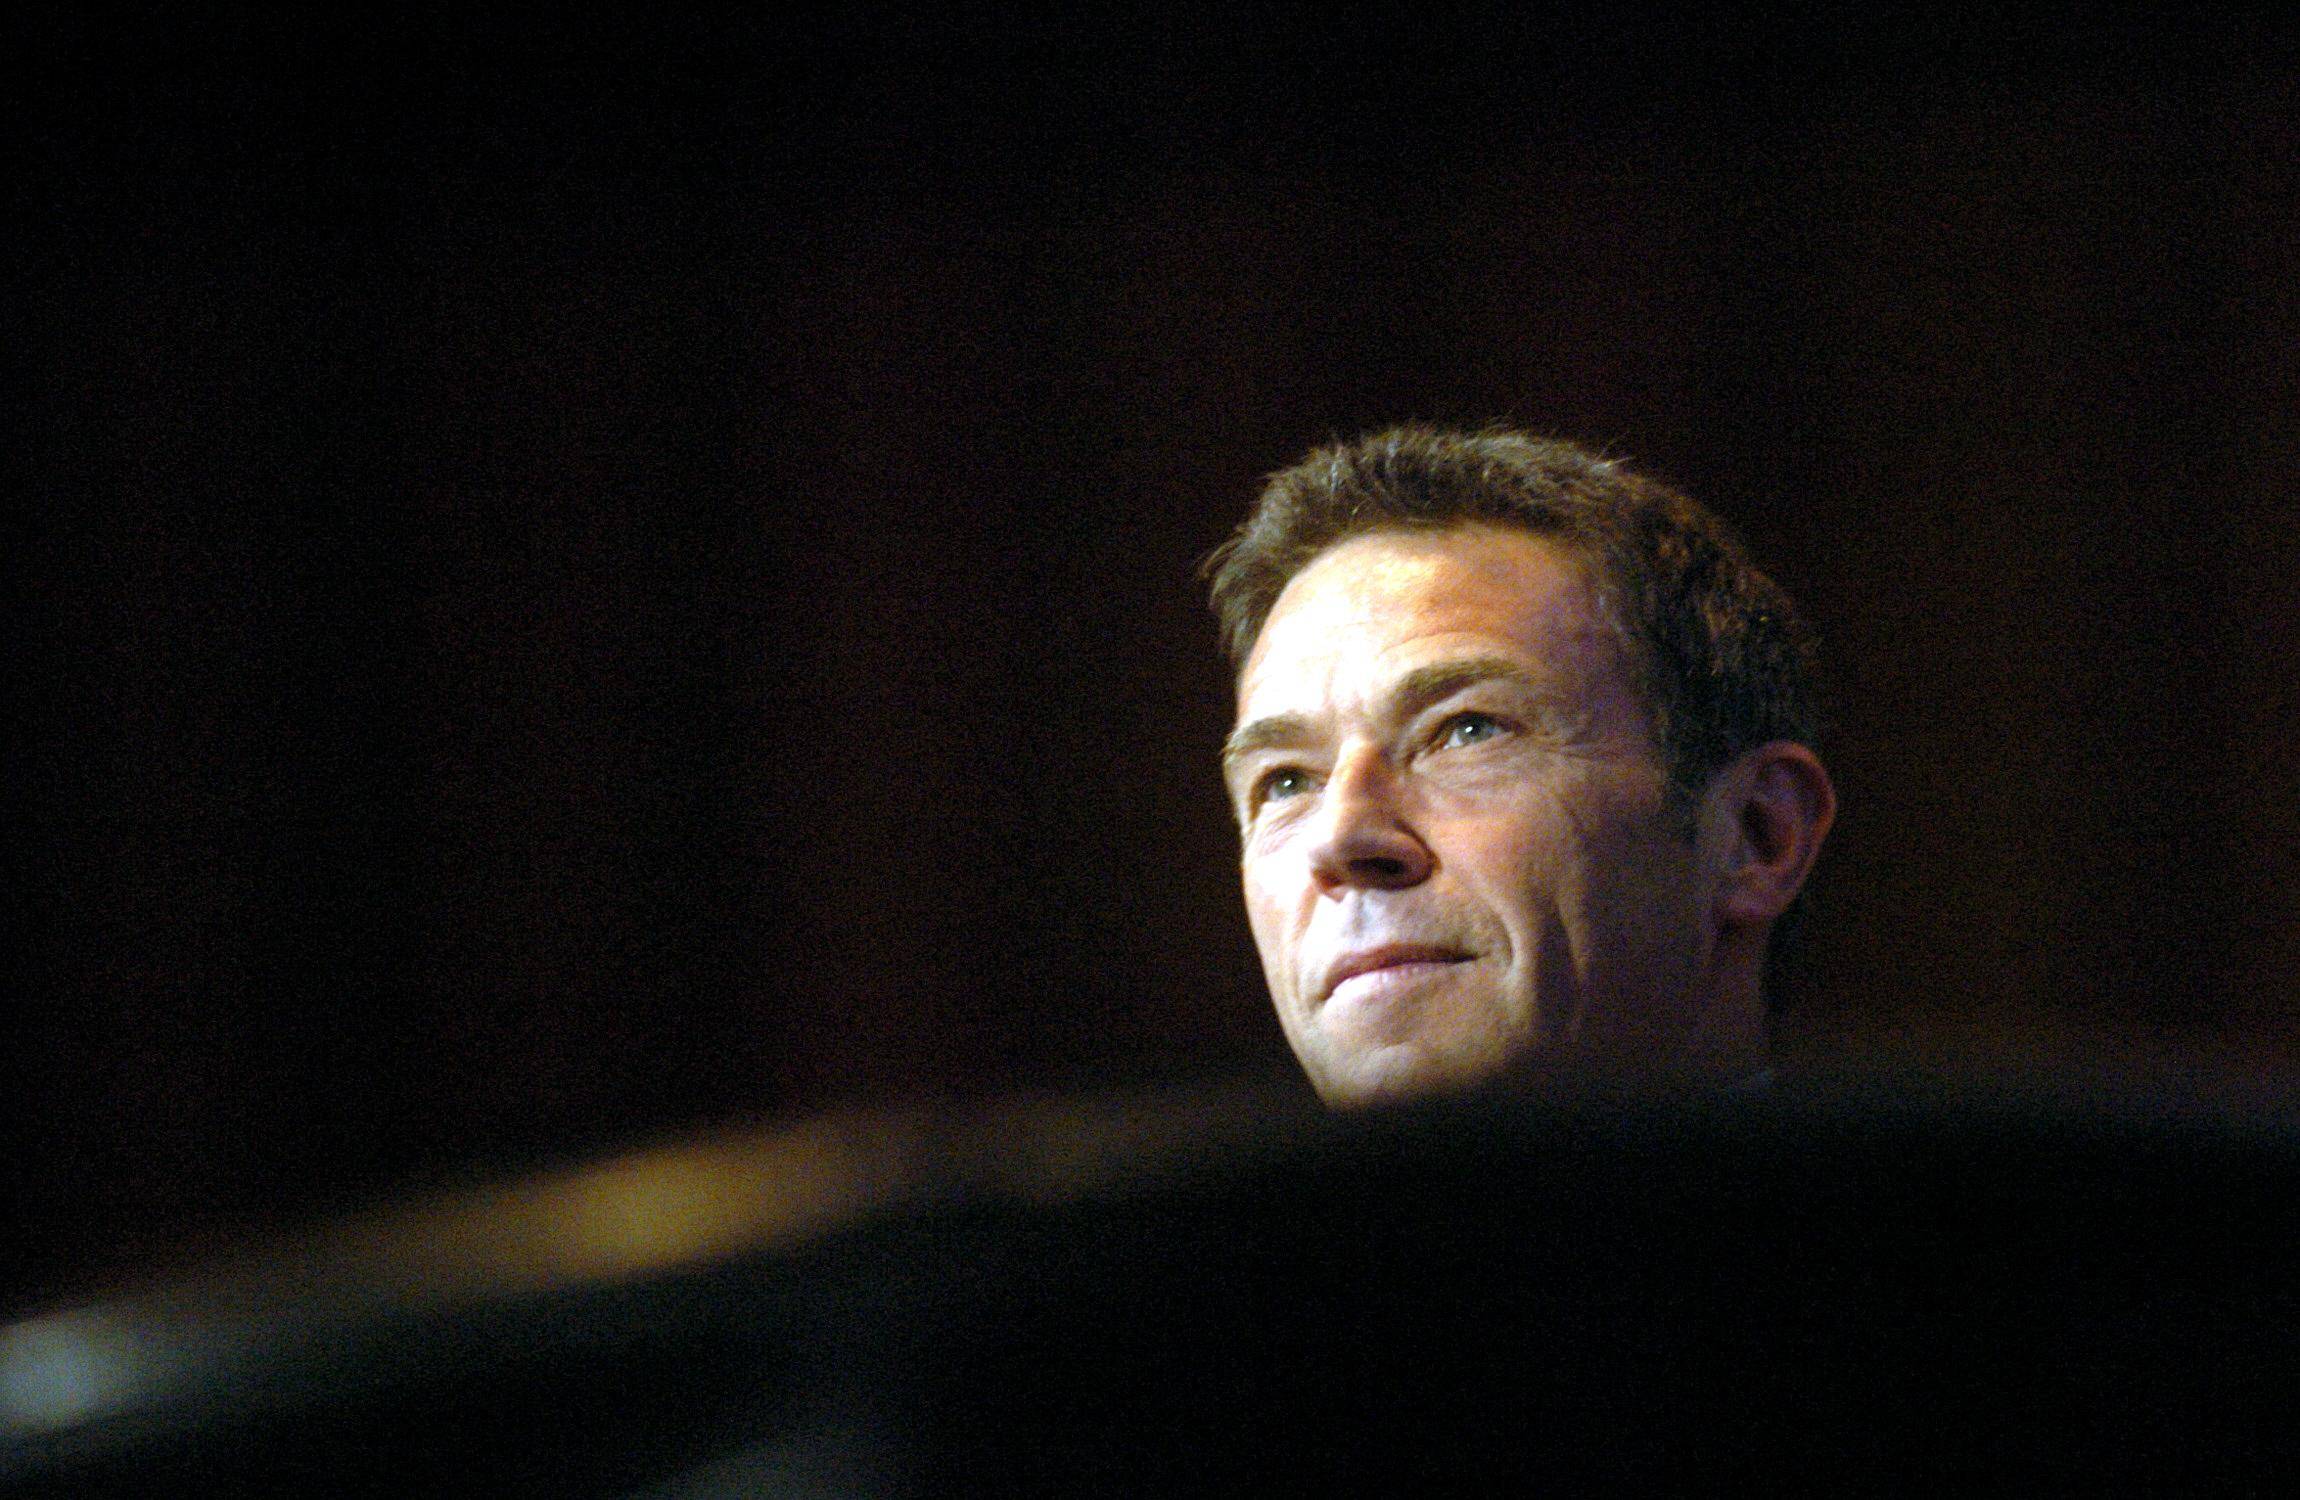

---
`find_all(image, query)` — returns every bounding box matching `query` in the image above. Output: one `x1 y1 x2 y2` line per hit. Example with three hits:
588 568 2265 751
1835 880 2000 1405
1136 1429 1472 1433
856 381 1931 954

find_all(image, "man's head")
1208 427 1834 1106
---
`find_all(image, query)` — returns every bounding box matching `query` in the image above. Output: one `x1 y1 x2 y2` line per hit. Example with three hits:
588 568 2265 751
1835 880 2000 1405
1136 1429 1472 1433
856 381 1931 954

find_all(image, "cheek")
1569 813 1709 963
1239 861 1297 964
1444 794 1662 969
1446 805 1575 914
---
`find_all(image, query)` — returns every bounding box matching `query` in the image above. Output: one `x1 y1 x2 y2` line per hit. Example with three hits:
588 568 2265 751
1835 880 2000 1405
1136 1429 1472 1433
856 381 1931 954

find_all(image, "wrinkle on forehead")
1233 526 1645 745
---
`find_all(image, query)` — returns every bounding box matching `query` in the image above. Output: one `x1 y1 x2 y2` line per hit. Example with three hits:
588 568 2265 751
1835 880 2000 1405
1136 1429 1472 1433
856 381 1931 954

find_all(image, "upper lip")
1320 944 1467 1002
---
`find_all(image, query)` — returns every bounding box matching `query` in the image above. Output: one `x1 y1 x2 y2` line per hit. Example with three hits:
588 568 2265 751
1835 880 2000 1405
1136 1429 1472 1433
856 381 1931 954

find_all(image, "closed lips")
1321 946 1468 1001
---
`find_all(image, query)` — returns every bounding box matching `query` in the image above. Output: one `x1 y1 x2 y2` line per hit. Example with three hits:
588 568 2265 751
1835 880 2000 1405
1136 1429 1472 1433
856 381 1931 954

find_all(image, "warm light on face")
1230 526 1725 1106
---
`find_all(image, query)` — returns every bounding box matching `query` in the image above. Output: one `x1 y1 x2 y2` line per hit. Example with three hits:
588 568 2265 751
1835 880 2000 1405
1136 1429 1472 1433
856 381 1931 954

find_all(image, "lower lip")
1324 960 1463 1031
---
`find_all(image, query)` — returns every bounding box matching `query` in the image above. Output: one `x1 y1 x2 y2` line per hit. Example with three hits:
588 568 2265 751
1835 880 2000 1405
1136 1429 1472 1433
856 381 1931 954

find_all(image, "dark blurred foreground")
7 1069 2299 1495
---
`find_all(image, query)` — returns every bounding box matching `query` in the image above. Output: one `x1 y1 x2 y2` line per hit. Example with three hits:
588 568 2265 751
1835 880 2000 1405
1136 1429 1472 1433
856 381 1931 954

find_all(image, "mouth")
1320 944 1471 1006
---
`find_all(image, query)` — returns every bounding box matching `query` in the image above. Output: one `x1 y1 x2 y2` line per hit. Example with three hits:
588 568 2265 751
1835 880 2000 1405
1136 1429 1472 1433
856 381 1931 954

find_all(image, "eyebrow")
1220 713 1315 779
1389 655 1549 716
1221 654 1549 776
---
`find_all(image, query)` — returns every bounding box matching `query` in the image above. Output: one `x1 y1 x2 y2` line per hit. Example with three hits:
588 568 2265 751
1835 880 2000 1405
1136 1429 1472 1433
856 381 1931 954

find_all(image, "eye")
1435 711 1506 749
1253 766 1314 808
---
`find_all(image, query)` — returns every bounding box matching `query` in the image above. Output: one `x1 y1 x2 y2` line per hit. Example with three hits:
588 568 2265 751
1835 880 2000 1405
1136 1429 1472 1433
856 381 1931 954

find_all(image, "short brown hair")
1205 425 1821 808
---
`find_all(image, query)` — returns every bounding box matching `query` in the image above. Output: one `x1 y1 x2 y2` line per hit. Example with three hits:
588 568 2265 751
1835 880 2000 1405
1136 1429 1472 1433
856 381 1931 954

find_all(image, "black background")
16 5 2300 1311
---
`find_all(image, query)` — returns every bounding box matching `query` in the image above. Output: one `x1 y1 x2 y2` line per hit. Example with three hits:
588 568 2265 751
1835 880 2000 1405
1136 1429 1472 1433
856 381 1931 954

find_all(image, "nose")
1306 744 1434 894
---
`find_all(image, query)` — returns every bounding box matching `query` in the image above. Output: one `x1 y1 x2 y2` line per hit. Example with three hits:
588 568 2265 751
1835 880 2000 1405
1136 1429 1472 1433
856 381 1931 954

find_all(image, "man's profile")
1208 427 1835 1106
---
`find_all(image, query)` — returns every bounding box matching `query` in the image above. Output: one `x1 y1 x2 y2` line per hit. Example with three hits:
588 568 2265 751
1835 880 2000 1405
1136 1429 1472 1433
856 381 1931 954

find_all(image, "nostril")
1343 850 1428 888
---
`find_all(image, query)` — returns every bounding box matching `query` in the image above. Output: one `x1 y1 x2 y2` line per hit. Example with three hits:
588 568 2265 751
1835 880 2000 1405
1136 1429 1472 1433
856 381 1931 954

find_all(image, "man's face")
1225 525 1727 1106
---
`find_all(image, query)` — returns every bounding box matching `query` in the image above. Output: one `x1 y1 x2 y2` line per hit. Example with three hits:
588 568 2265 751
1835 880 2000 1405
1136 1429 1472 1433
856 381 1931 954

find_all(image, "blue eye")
1438 712 1503 748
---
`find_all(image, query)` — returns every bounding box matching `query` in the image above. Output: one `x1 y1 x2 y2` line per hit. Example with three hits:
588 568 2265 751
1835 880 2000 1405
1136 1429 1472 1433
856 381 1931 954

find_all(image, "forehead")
1236 525 1630 717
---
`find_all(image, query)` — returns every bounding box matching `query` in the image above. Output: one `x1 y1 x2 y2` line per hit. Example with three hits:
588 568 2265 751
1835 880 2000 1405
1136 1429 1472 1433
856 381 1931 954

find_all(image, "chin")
1314 1042 1509 1110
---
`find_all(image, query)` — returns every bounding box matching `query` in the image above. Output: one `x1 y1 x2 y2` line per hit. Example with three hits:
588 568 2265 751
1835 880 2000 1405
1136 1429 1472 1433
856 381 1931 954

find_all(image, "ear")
1708 740 1836 929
